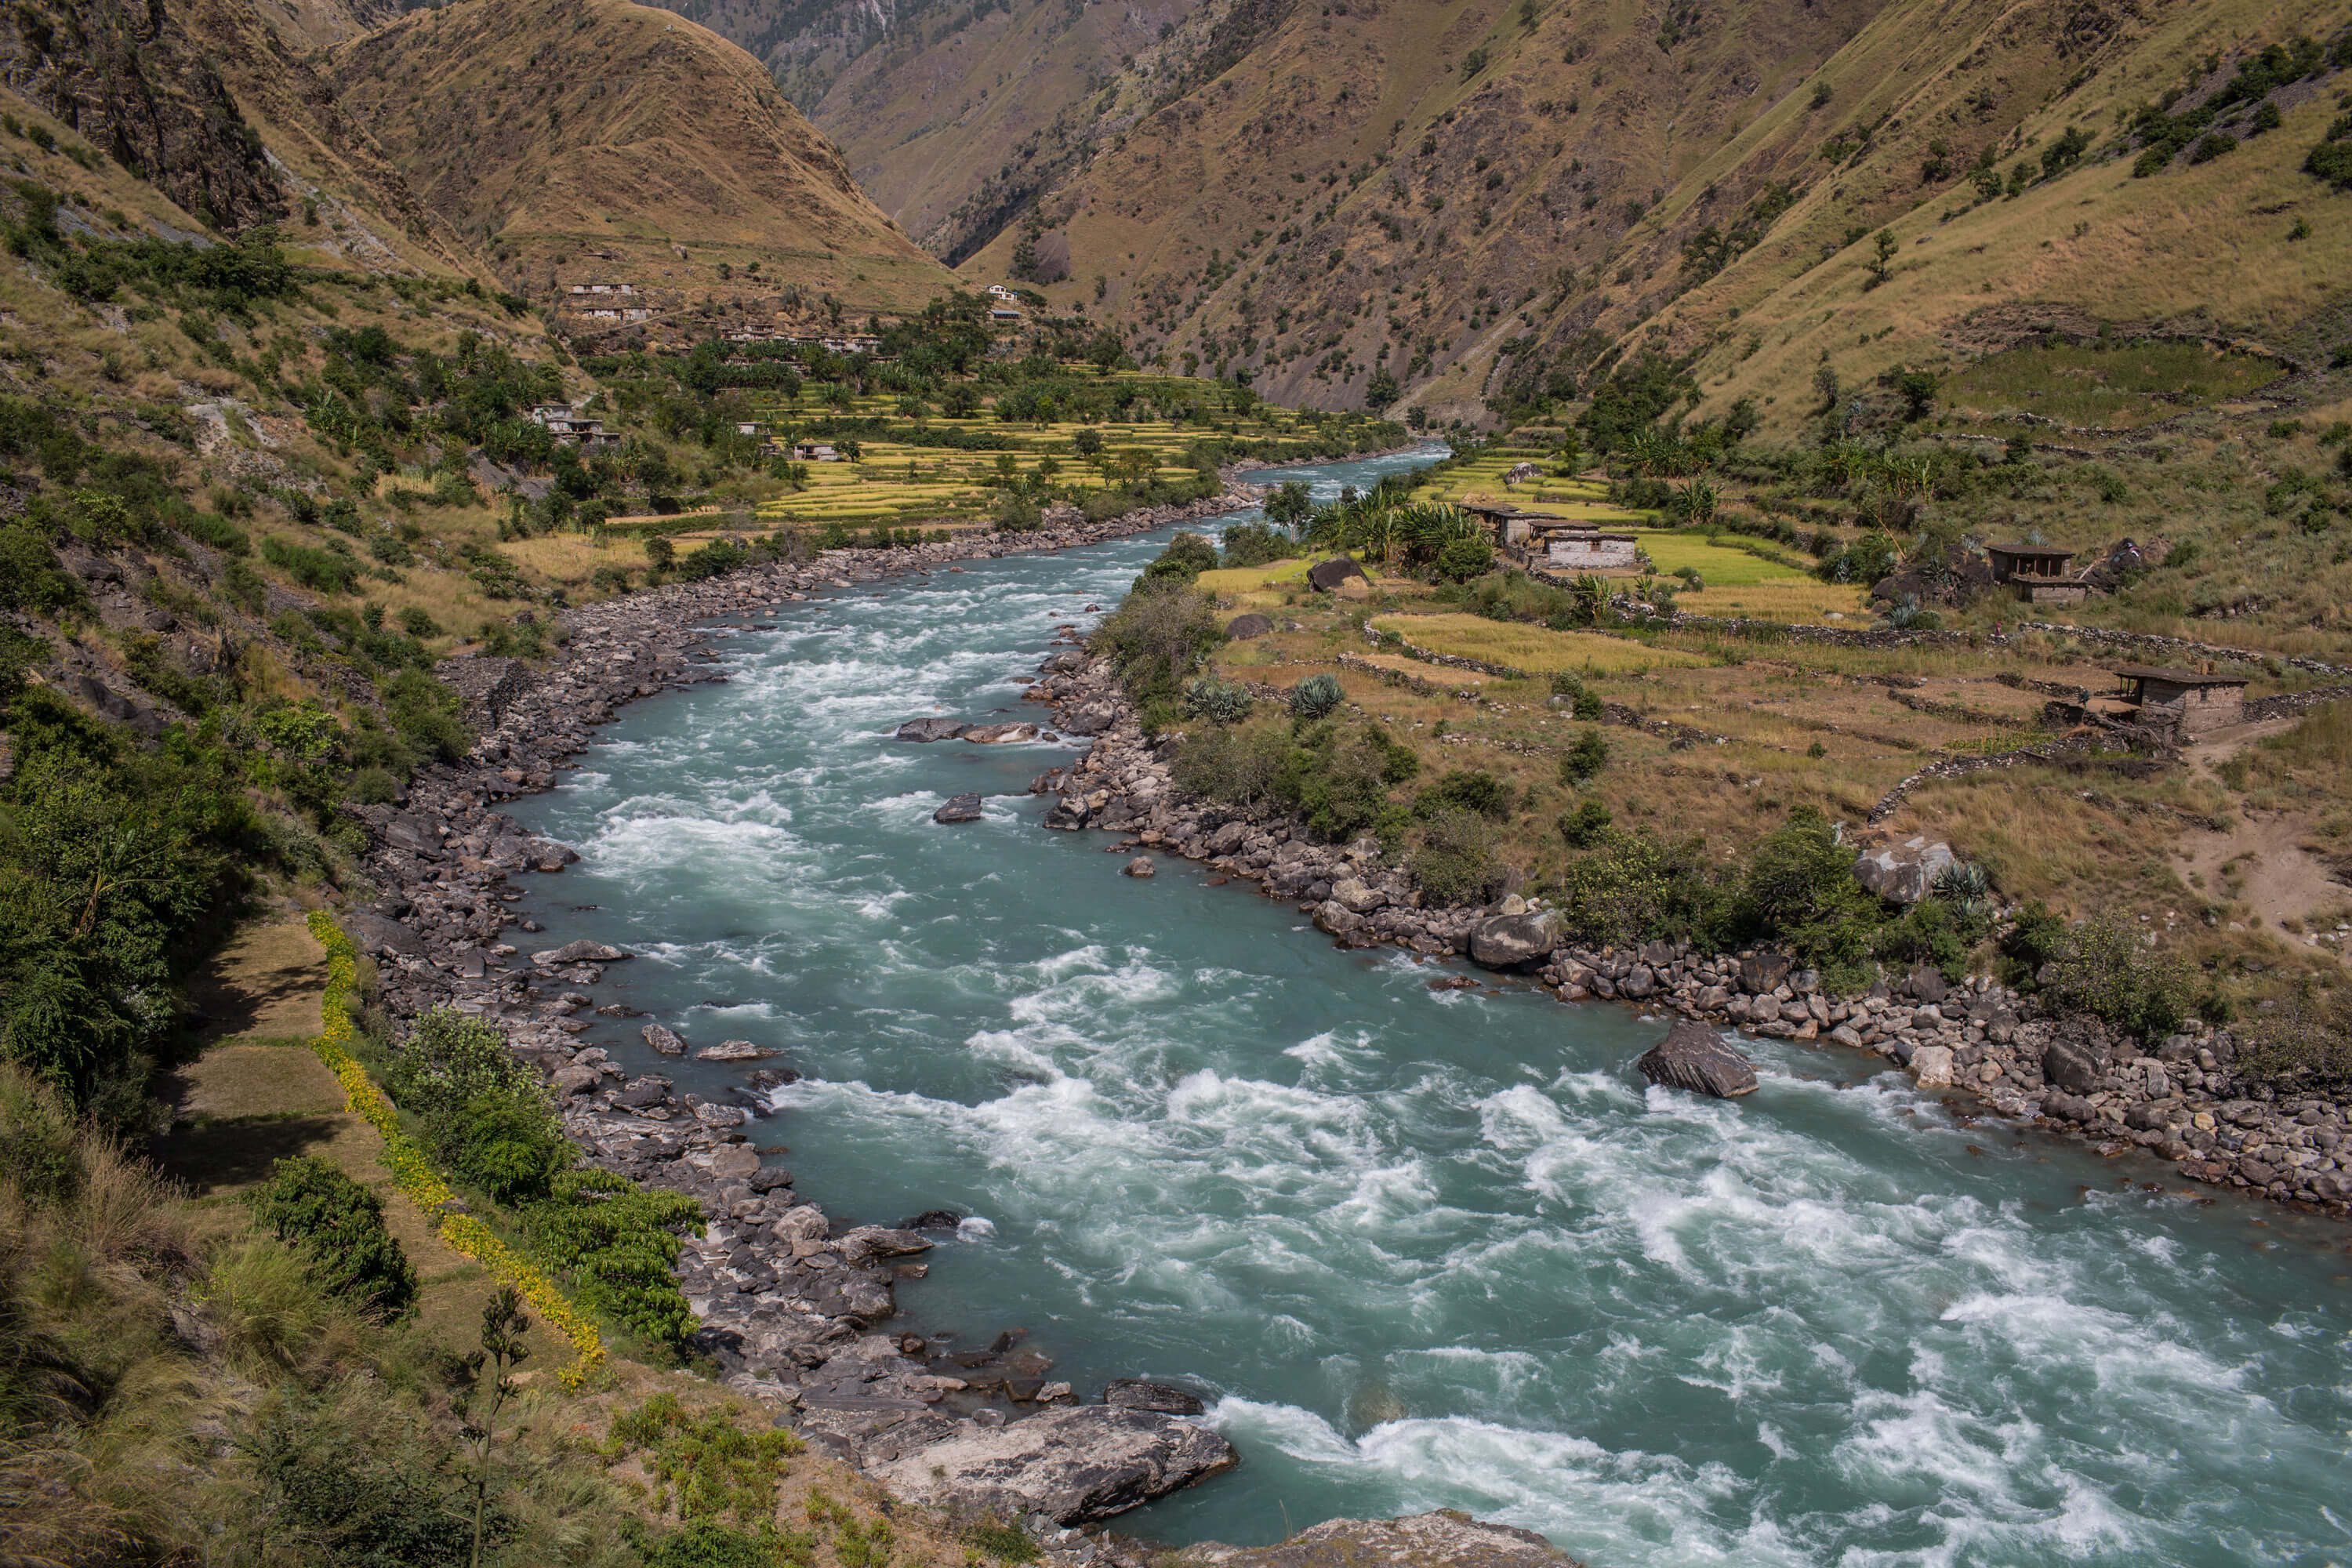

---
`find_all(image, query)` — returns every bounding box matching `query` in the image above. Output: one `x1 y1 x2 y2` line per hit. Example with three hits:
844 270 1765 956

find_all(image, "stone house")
2111 666 2248 734
1986 543 2085 606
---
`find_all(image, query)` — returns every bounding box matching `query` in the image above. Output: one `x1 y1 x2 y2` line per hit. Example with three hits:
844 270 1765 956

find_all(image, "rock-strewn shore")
1025 652 2352 1218
343 492 1266 1541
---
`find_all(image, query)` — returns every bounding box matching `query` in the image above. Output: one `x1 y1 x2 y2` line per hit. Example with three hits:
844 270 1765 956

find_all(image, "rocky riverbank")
339 490 1272 1547
1023 648 2352 1219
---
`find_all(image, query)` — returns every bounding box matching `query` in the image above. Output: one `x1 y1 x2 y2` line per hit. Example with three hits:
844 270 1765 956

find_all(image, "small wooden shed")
1987 543 2085 606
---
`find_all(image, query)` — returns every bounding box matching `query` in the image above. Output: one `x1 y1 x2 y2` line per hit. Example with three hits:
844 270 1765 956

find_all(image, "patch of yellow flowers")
306 910 606 1387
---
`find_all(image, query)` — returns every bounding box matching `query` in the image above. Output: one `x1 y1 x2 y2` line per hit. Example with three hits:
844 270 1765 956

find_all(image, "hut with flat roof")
2111 666 2248 735
1987 543 2085 605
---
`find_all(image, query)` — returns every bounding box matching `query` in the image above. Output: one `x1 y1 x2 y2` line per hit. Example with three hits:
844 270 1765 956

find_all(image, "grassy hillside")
328 0 958 323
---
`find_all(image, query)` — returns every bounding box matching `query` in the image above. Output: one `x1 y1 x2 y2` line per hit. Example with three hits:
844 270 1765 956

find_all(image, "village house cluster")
525 402 621 449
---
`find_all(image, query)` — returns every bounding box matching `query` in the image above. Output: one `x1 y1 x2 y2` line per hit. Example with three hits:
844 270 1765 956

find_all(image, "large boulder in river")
1635 1021 1759 1098
1181 1511 1573 1568
532 938 630 967
862 1406 1236 1525
934 793 985 824
1225 612 1275 639
895 717 969 742
963 721 1040 744
1468 910 1558 971
1305 557 1368 593
641 1022 688 1056
1851 836 1955 906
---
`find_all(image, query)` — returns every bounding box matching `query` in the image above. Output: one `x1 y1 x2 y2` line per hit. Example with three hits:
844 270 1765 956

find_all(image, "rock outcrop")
1851 836 1955 905
1182 1511 1577 1568
859 1406 1236 1525
895 717 968 742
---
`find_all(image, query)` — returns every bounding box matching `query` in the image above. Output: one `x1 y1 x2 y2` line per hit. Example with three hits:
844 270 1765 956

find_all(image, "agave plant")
1932 860 1994 924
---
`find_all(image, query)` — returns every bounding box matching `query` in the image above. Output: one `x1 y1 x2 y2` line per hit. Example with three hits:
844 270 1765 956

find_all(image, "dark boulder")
344 910 423 959
1104 1378 1207 1417
1225 612 1275 639
2041 1028 2111 1095
933 793 985 824
1635 1022 1759 1098
641 1022 688 1056
1305 557 1368 593
1737 951 1793 994
895 717 969 742
897 1210 964 1231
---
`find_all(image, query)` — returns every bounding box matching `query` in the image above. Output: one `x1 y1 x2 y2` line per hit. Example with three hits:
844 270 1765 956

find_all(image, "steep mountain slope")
328 0 956 321
935 0 2348 423
960 0 1882 410
641 0 1207 245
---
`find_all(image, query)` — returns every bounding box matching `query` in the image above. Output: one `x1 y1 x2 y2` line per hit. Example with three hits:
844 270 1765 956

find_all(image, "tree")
1890 368 1938 423
1264 480 1313 533
1865 229 1897 289
460 1288 531 1568
1072 426 1105 460
1365 366 1400 410
643 535 674 572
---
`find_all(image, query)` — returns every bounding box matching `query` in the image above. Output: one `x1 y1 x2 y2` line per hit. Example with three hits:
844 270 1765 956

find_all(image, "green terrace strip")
305 909 617 1387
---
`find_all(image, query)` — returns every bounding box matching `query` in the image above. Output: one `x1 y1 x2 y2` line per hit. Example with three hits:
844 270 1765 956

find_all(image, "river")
508 449 2352 1566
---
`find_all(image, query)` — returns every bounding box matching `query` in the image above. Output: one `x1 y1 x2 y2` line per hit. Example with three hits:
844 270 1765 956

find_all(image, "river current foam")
512 452 2352 1564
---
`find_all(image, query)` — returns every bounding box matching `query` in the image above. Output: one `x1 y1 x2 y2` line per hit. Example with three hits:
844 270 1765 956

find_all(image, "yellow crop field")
1371 614 1711 674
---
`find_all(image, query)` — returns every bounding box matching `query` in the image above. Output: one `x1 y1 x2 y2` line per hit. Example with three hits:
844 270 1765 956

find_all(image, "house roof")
1988 543 2075 559
2111 666 2249 688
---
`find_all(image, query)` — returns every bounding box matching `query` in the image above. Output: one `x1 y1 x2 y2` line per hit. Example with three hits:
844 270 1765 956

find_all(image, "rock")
550 1065 601 1098
1635 1021 1759 1098
963 722 1040 744
1851 837 1957 906
1911 1044 1955 1088
1906 967 1951 1004
531 938 630 966
895 717 968 742
1181 1510 1573 1568
1103 1379 1207 1417
862 1406 1236 1525
2041 1029 2110 1095
897 1209 963 1231
1467 912 1558 971
1305 557 1368 593
1225 613 1275 639
1330 877 1386 914
642 1022 688 1056
697 1040 770 1062
1124 856 1156 878
706 1143 762 1182
345 910 424 959
1737 951 1793 994
934 793 985 824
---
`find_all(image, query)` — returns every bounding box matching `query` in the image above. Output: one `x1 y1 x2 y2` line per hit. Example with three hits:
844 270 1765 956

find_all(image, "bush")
1732 807 1886 982
1218 521 1289 568
1433 533 1494 583
1171 715 1294 811
1415 768 1512 818
1557 797 1613 848
1410 808 1504 905
1139 531 1219 583
525 1170 702 1348
2237 985 2352 1090
1092 579 1221 702
2039 913 2190 1041
253 1155 418 1322
1554 828 1721 946
1289 673 1344 720
1558 726 1609 783
1292 721 1415 843
1181 675 1253 724
431 1087 572 1207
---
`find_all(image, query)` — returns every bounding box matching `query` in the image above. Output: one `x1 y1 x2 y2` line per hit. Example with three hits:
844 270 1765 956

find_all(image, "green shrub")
1557 797 1613 848
1139 531 1220 583
1553 827 1722 946
1415 768 1512 818
606 1393 804 1522
253 1154 418 1322
2237 984 2352 1090
0 1062 81 1203
1433 533 1494 583
1218 521 1289 567
2039 913 2190 1041
244 1396 481 1568
1558 726 1609 783
1289 672 1344 720
526 1171 703 1348
1291 721 1414 843
1410 807 1504 905
431 1087 571 1207
966 1519 1043 1564
1092 579 1221 702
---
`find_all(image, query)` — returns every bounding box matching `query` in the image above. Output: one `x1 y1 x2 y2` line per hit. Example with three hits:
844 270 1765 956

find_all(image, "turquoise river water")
510 451 2351 1566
